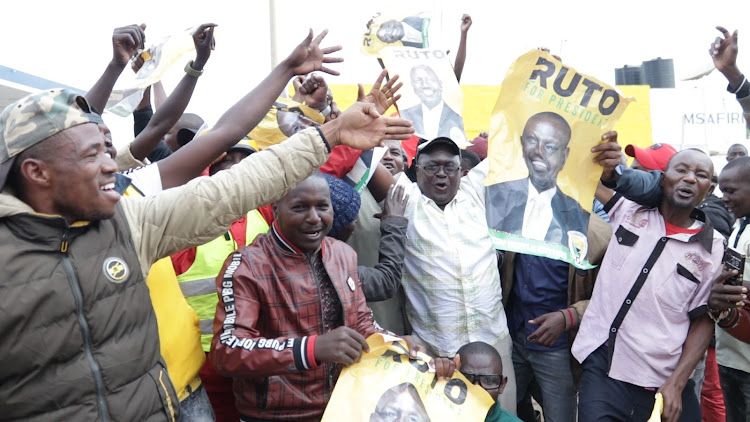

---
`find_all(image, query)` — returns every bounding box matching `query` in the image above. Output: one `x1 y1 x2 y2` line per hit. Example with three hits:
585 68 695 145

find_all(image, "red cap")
624 143 677 171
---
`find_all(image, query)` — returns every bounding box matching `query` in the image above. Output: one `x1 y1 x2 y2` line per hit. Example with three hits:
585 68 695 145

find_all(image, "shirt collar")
685 208 717 253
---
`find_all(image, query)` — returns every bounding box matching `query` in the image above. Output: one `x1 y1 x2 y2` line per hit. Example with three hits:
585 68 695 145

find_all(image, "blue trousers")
512 333 576 422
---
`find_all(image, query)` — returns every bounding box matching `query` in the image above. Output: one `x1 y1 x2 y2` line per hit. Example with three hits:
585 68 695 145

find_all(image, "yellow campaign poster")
361 12 430 57
322 335 494 422
485 50 631 269
248 97 325 150
381 47 469 147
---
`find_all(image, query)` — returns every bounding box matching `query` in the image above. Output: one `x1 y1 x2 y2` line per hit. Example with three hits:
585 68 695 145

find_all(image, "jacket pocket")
608 225 639 269
147 361 180 422
655 264 700 314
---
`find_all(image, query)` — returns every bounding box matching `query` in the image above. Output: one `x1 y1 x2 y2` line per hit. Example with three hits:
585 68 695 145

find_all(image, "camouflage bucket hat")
0 89 95 190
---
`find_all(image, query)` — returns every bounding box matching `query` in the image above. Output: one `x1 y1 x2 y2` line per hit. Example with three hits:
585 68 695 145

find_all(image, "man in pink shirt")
574 137 725 422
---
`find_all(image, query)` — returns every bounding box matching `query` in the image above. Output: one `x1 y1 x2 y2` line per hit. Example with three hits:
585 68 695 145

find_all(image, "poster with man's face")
381 47 469 147
484 50 631 269
321 335 493 422
361 12 431 57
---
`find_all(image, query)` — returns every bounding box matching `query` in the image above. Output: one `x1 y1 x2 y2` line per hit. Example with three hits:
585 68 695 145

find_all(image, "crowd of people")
0 14 749 422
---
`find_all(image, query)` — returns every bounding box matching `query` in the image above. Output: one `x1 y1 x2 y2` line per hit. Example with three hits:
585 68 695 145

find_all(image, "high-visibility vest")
177 210 270 351
121 182 205 401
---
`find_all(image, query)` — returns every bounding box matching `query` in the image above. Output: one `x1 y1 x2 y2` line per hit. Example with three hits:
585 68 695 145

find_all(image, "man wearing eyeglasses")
367 137 516 414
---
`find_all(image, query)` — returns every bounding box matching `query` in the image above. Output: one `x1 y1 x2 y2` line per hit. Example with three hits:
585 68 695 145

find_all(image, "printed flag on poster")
485 50 631 269
381 47 469 147
361 12 430 57
321 334 494 422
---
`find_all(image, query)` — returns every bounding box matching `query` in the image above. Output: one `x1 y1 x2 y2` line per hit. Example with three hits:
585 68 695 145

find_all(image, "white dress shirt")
521 181 556 241
421 101 443 140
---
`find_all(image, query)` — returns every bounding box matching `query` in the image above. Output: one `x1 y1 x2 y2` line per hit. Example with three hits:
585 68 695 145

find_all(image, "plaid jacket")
209 222 379 421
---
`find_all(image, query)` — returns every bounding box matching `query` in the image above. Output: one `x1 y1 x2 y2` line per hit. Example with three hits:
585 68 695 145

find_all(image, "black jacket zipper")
306 253 334 399
60 229 111 422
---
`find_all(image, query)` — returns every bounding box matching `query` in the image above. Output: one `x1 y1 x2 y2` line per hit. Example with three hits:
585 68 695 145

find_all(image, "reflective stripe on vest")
177 209 270 351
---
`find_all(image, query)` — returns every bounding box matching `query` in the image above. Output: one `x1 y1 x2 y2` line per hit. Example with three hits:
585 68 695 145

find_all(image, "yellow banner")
362 12 430 57
248 97 324 150
322 335 494 422
485 50 631 268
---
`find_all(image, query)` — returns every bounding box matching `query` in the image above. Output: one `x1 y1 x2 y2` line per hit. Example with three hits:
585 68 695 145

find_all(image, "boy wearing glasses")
435 341 521 421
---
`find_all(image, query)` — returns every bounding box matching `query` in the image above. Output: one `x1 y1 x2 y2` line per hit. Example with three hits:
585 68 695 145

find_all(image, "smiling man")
574 147 724 422
0 85 413 421
399 64 466 143
210 173 414 421
486 111 589 247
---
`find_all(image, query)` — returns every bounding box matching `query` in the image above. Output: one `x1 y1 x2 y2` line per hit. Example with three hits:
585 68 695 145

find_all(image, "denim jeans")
718 364 750 422
511 332 576 422
179 385 215 422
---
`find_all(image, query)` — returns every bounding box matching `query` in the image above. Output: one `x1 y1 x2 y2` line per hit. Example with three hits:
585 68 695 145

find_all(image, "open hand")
322 102 414 150
285 29 343 77
112 24 146 67
357 69 403 115
375 184 409 219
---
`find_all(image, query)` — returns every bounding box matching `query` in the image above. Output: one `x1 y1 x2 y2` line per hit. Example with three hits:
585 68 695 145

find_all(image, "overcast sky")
3 0 749 142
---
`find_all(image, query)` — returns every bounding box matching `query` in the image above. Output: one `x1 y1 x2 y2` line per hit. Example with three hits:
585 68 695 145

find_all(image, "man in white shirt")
367 137 516 414
486 111 589 248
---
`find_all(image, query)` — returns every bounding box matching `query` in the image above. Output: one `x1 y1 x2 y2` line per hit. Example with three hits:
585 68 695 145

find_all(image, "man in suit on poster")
399 64 466 144
486 111 589 248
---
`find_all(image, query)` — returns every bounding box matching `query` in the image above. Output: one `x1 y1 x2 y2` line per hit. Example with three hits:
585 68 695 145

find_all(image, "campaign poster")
361 12 430 57
322 334 494 422
381 47 469 147
248 97 325 150
485 50 631 269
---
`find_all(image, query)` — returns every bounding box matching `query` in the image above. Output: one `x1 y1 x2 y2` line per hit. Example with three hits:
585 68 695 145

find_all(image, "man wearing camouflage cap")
0 84 411 421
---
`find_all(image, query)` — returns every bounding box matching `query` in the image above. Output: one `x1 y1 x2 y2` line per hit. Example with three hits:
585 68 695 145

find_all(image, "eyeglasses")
462 373 504 390
418 164 460 175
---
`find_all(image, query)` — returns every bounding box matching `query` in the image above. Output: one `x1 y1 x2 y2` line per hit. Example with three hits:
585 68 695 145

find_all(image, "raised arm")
86 24 146 113
453 14 471 82
156 29 343 189
127 23 216 161
125 100 414 269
